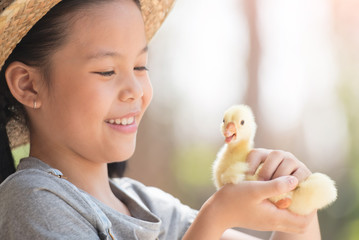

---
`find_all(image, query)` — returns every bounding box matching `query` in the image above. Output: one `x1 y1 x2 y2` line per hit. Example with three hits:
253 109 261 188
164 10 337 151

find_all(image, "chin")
114 146 136 161
103 137 136 161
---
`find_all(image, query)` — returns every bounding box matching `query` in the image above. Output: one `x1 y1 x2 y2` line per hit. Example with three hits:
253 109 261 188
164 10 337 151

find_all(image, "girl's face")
35 0 152 163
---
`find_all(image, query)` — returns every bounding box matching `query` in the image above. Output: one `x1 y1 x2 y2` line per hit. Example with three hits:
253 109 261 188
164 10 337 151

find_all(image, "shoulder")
0 157 92 211
0 169 98 239
0 167 83 205
0 157 72 201
0 167 99 213
0 168 64 201
0 168 76 215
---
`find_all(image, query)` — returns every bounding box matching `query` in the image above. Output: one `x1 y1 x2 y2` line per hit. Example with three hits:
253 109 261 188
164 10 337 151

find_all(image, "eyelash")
94 66 148 77
96 71 115 77
134 66 149 71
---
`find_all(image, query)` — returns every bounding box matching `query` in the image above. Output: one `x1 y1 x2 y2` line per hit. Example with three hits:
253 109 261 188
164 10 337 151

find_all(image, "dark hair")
0 0 140 183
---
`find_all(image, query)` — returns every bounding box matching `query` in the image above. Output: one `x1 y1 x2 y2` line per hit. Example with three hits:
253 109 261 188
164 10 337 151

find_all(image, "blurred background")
12 0 359 239
126 0 358 239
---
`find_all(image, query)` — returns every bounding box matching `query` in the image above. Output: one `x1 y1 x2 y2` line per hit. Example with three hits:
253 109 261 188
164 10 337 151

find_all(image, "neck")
227 139 252 154
29 135 115 208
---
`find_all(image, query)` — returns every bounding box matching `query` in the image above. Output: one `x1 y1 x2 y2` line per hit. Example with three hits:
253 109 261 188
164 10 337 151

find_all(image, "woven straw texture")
0 0 62 71
0 0 175 72
140 0 175 41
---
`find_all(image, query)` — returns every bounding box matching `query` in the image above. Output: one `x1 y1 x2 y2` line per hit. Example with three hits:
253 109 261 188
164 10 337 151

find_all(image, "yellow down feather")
212 105 337 215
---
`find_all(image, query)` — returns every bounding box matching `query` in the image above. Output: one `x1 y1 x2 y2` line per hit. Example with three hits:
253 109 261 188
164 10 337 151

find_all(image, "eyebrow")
86 46 148 60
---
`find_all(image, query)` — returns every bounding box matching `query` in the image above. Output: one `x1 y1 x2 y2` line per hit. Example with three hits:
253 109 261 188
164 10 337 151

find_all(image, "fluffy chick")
212 104 337 215
212 105 257 188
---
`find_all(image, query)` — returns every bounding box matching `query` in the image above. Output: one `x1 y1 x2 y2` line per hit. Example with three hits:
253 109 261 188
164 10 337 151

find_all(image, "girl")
0 0 320 239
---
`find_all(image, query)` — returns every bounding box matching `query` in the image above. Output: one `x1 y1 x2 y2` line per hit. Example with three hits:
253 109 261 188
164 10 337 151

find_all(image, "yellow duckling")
212 104 337 215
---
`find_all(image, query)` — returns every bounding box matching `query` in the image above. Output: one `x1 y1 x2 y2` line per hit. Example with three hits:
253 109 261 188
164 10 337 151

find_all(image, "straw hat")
0 0 175 72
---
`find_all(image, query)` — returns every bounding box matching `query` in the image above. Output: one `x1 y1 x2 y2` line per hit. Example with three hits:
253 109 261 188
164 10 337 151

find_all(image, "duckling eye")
241 120 245 125
223 119 225 123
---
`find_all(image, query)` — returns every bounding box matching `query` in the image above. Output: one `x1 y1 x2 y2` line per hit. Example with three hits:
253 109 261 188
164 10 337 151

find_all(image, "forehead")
60 0 146 56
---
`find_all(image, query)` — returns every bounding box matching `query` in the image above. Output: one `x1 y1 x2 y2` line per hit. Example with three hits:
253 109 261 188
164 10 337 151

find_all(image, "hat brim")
0 0 175 71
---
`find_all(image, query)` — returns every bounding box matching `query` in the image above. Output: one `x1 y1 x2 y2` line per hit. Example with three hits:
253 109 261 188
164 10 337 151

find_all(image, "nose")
118 74 144 102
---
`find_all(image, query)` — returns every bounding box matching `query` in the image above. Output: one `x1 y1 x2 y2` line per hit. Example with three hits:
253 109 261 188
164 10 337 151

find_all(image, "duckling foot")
274 198 292 209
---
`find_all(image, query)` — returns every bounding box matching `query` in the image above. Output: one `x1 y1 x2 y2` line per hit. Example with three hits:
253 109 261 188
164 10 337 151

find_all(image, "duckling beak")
224 122 236 143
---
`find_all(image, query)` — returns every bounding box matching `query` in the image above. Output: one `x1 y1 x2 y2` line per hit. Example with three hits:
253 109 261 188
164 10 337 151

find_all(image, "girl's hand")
184 149 317 240
184 177 316 240
212 177 315 232
246 149 312 182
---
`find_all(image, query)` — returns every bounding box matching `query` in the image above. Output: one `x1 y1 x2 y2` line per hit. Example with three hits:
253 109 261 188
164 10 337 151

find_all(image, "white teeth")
127 117 134 124
107 117 135 126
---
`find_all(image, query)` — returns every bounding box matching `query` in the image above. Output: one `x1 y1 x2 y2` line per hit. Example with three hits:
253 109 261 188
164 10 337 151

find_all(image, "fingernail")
287 176 297 186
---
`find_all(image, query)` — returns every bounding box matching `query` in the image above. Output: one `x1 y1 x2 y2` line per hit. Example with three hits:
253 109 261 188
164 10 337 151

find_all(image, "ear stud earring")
33 100 37 109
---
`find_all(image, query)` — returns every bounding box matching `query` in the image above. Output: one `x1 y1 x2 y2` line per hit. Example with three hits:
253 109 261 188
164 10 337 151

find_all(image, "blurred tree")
240 1 273 239
337 78 359 240
243 0 260 112
319 0 359 239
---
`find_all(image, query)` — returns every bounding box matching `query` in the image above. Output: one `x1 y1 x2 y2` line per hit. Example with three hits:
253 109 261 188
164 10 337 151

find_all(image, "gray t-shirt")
0 157 197 239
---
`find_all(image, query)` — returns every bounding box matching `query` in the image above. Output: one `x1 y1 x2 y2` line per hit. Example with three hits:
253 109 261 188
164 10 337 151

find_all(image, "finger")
257 150 285 181
271 210 316 234
246 148 270 175
292 166 312 183
274 198 292 209
271 156 299 180
252 176 298 200
256 200 315 233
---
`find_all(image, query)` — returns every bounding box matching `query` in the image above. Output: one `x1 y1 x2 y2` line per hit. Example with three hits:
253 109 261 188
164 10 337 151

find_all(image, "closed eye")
93 71 115 77
134 66 149 71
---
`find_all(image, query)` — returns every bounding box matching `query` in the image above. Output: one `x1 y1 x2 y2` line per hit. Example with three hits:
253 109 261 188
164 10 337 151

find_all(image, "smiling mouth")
105 116 135 126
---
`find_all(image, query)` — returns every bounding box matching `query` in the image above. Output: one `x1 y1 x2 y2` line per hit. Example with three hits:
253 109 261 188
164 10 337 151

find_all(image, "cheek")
142 78 153 110
46 76 107 129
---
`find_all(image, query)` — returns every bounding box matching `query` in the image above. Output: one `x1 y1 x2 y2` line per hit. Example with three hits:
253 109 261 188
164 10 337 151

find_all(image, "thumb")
257 176 298 199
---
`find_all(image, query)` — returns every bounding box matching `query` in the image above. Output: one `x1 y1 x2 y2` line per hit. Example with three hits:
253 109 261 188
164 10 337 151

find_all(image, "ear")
5 61 43 109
